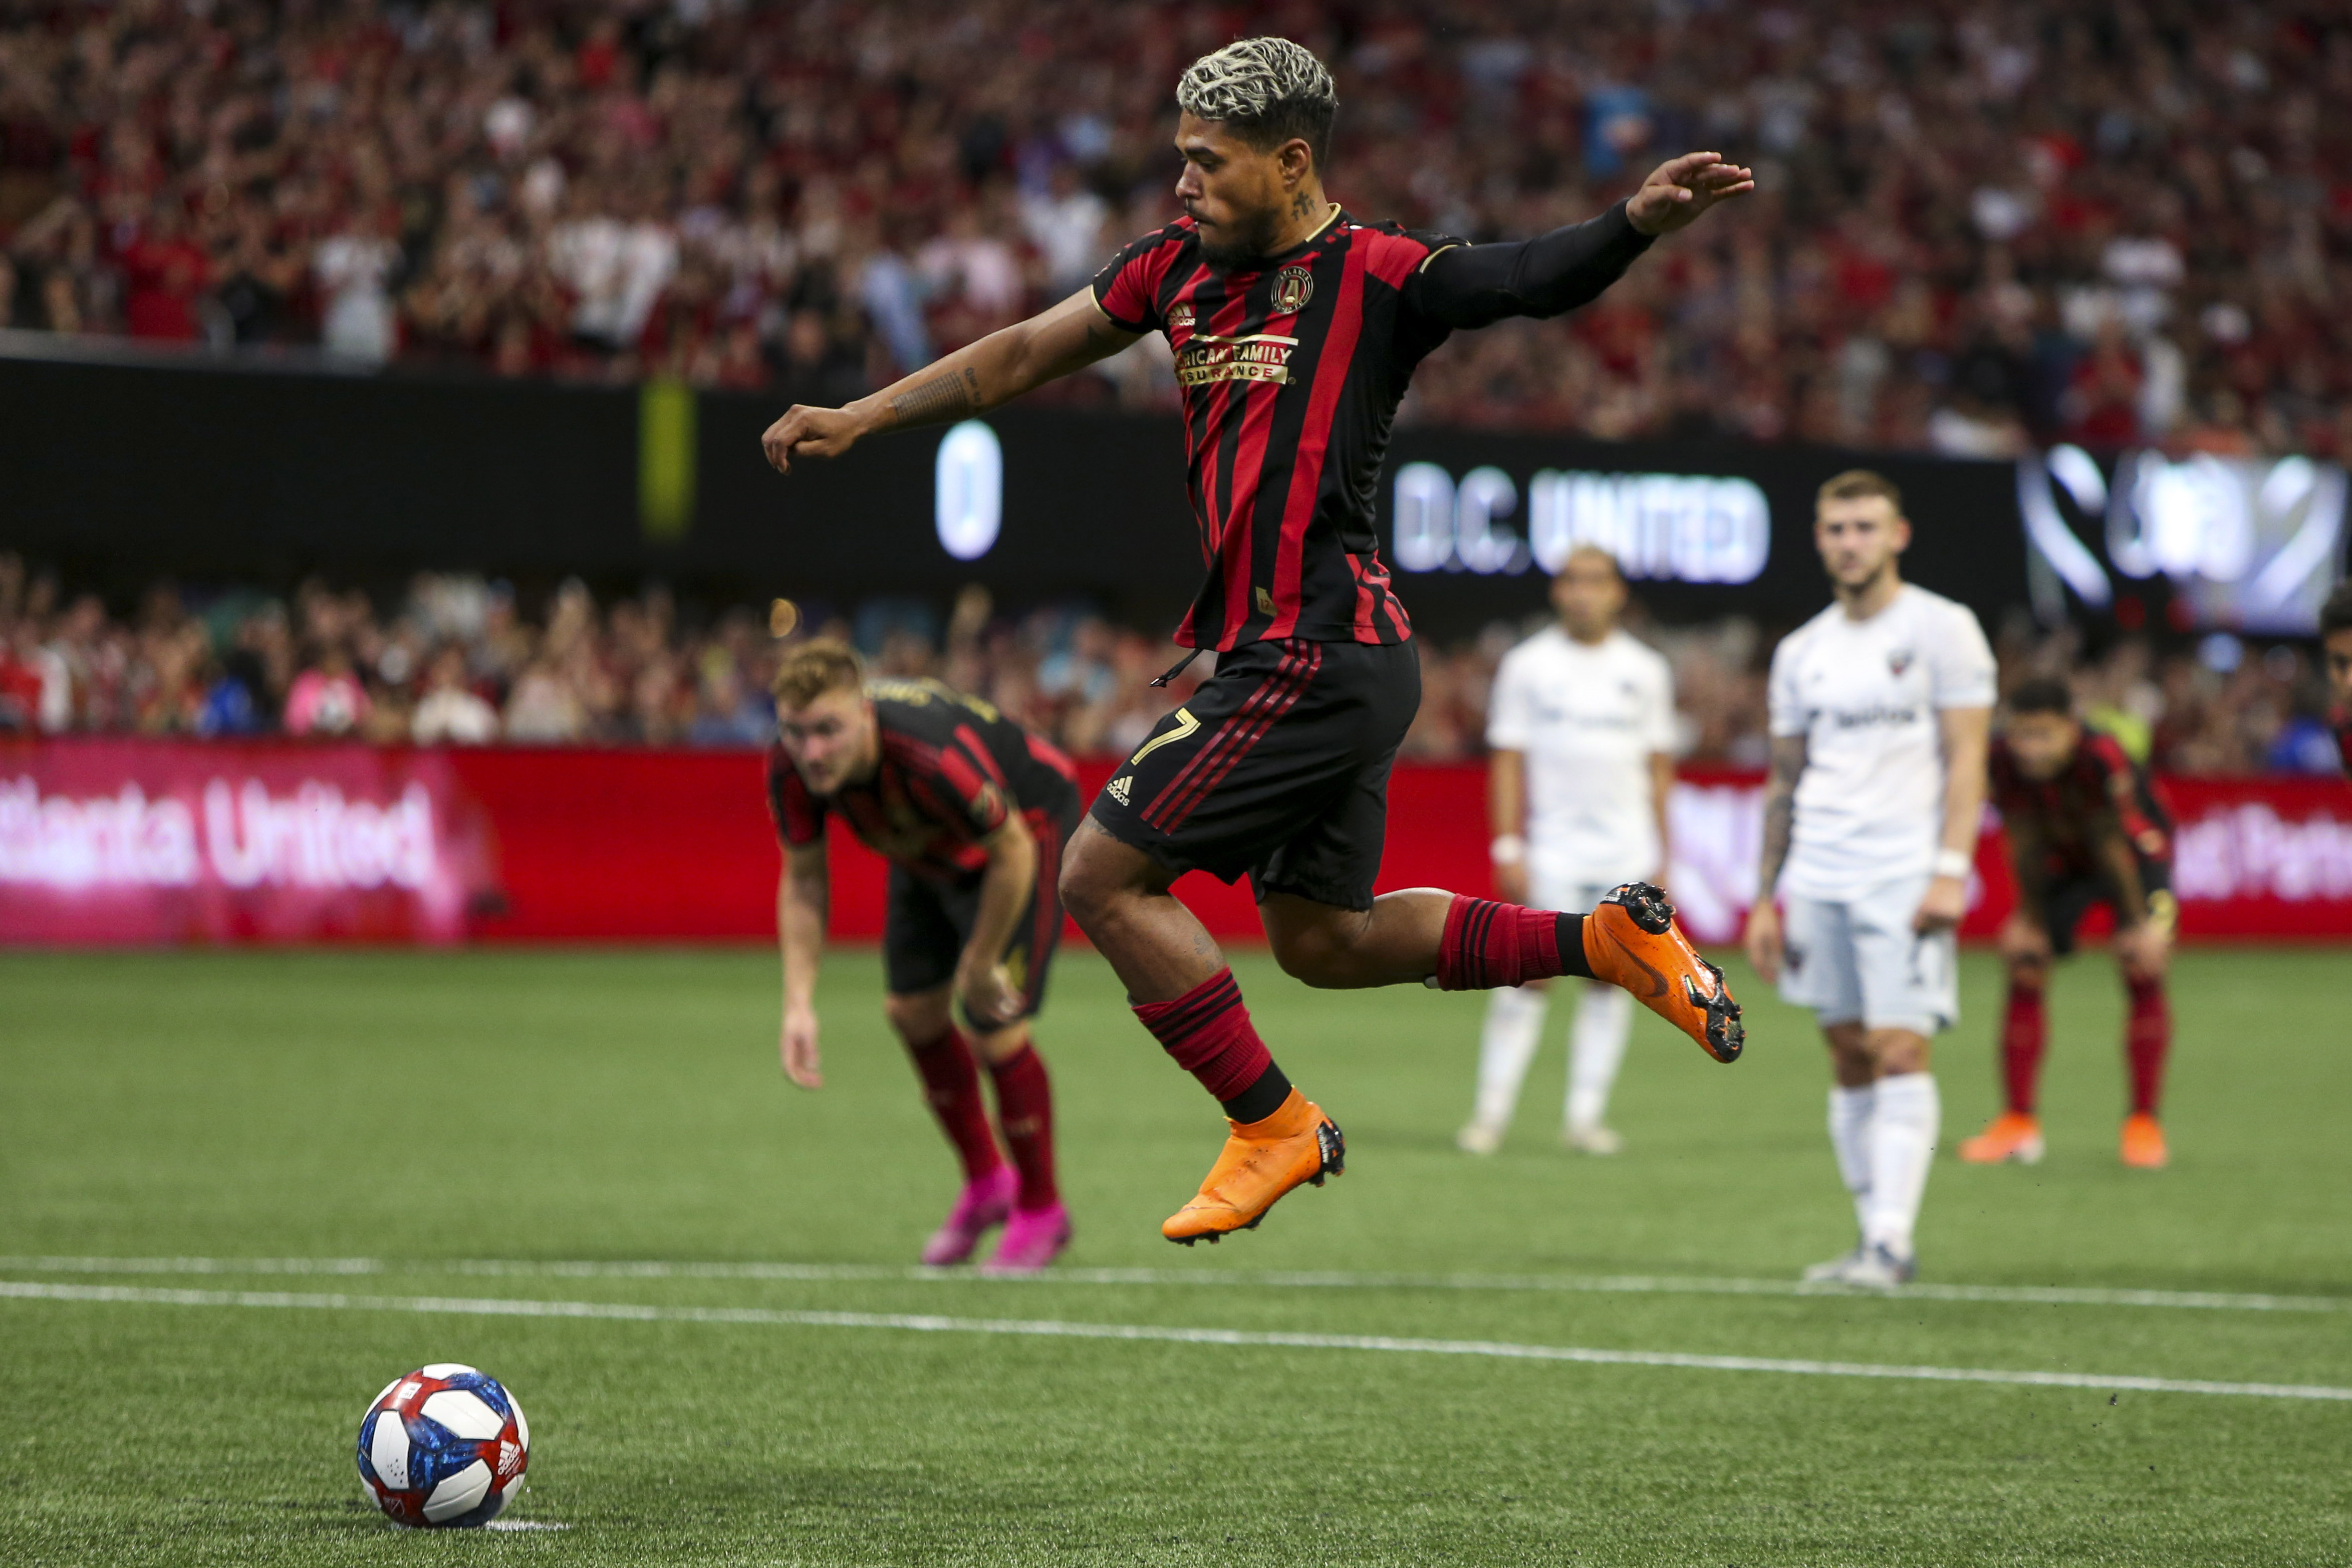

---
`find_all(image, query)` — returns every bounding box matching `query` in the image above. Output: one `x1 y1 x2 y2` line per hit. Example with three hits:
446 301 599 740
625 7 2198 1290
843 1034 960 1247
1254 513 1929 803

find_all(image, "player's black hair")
2320 579 2352 638
2007 676 2075 717
1177 38 1338 171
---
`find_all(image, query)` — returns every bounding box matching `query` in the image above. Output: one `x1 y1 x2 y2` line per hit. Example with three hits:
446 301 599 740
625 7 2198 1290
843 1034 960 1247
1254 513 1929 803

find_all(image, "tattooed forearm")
1754 735 1806 895
886 366 980 427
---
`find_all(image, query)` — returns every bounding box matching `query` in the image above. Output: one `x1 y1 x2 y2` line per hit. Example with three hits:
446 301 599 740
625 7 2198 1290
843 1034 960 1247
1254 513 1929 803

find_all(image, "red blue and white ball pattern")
356 1364 530 1527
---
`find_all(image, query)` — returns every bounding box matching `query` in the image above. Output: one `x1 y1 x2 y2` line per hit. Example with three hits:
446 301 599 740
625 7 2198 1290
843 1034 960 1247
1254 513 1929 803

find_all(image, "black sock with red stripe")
1433 896 1593 989
1133 968 1293 1123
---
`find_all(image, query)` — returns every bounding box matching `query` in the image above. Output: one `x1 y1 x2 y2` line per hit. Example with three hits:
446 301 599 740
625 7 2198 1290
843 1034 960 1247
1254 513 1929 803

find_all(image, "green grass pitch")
3 943 2347 1565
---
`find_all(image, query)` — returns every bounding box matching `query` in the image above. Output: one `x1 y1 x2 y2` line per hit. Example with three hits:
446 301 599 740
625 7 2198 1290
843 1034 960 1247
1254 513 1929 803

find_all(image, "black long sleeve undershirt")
1407 200 1656 330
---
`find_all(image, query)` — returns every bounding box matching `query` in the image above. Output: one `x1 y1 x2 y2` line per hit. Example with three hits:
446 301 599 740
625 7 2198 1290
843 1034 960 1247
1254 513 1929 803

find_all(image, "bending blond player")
1460 546 1676 1156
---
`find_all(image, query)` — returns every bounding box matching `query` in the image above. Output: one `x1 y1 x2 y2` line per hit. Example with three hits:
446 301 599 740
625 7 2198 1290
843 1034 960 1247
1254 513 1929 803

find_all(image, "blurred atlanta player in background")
1960 678 2176 1170
764 38 1750 1246
2323 581 2352 772
767 639 1081 1272
1459 546 1676 1157
1745 471 1995 1286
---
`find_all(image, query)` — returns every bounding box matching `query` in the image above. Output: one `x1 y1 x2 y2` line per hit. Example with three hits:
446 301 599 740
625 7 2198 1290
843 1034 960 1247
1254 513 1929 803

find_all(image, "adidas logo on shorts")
1106 775 1134 805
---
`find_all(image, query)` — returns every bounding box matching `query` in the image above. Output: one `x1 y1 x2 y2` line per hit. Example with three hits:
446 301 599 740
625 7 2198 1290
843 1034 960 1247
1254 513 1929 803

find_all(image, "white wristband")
1933 848 1972 879
1490 834 1526 866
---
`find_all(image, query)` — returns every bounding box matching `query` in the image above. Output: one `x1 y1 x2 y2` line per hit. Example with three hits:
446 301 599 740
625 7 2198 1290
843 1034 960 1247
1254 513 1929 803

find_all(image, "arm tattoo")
1755 736 1806 896
887 366 979 427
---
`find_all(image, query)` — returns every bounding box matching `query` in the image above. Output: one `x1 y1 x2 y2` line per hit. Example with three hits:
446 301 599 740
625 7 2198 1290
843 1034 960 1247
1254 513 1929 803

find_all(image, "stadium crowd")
2 2 2349 457
2 557 2342 776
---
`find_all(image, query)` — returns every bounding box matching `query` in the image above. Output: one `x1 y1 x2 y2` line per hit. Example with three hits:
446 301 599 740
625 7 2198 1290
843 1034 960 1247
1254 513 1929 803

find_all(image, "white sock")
1473 986 1548 1127
1564 983 1632 1132
1864 1072 1941 1258
1827 1084 1877 1238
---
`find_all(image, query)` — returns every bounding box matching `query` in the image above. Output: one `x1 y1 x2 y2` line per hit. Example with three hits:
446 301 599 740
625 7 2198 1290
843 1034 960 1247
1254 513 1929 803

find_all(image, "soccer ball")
355 1364 530 1527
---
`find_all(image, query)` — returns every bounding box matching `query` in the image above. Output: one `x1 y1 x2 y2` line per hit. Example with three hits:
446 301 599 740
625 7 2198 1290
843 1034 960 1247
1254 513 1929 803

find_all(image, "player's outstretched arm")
1413 152 1753 331
778 843 829 1089
761 289 1141 474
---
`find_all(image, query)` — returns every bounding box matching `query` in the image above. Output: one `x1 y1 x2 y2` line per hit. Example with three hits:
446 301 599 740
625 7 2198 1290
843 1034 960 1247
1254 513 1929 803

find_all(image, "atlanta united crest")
1272 263 1314 314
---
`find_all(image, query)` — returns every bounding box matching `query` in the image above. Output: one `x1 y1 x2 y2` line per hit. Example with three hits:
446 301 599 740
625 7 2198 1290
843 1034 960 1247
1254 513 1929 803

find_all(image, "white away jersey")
1766 585 1996 900
1486 627 1675 882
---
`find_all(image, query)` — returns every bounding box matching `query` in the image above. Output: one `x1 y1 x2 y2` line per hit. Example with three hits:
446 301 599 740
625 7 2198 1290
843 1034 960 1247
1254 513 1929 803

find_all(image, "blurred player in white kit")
1744 471 1994 1286
1459 546 1676 1156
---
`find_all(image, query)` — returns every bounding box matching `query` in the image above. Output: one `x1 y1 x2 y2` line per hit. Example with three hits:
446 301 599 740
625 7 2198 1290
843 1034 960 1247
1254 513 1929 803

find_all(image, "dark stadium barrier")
6 738 2347 946
7 354 2342 636
2 353 2027 634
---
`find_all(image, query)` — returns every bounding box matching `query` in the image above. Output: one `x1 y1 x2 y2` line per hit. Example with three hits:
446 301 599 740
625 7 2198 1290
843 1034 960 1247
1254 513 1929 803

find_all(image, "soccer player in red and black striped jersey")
762 38 1752 1245
1960 678 2180 1171
767 641 1083 1271
2322 582 2352 773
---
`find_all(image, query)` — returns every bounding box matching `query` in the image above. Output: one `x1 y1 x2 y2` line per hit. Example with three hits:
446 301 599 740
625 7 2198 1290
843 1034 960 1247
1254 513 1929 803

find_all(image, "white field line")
3 1278 2345 1404
0 1254 2344 1315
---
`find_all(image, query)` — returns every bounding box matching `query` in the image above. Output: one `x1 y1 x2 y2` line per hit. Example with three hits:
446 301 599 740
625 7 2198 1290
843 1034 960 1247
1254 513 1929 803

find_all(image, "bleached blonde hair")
1176 37 1337 164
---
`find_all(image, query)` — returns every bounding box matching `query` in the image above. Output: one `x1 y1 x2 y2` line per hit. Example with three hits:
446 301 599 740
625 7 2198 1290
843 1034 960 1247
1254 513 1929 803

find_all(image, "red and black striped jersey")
1989 728 2174 879
767 679 1079 884
1092 203 1651 652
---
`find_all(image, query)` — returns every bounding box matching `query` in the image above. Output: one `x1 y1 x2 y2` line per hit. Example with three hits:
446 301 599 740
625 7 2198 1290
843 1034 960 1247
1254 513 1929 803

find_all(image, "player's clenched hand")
780 1004 823 1090
1627 152 1755 237
1743 899 1785 984
1912 874 1968 934
956 961 1022 1030
761 404 864 474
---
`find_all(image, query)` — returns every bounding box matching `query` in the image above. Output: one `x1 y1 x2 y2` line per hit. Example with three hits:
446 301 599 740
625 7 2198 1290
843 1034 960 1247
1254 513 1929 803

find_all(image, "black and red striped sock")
983 1043 1058 1211
907 1028 1004 1184
2125 975 2169 1117
1132 969 1292 1123
2002 981 2047 1115
1433 896 1592 990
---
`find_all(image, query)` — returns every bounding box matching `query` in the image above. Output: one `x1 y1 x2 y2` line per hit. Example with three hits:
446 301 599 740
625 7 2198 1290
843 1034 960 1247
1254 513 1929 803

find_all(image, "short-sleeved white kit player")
1765 584 1996 1033
1462 624 1675 1154
1486 626 1676 910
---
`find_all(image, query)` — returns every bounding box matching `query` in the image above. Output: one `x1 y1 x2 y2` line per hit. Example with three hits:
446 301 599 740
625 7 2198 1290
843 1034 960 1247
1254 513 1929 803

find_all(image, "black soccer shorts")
2028 856 2176 956
1086 637 1421 912
883 798 1080 1026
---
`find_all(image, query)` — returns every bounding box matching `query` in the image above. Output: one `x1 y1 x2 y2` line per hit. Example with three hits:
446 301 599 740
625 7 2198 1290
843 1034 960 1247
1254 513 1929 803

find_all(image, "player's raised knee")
1264 909 1372 988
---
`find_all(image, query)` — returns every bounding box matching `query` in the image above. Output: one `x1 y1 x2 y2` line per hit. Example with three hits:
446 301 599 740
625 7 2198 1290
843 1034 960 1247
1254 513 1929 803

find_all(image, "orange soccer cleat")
1162 1089 1345 1246
1958 1110 2045 1165
2120 1112 2169 1169
1582 884 1744 1063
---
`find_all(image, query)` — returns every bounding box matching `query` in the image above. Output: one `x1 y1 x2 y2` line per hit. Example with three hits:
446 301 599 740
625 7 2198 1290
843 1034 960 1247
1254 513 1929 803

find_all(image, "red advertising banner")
0 739 496 943
3 740 2346 946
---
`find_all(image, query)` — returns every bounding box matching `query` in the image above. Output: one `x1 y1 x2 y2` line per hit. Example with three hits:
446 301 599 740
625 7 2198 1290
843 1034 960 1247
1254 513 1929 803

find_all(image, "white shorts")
1529 864 1654 919
1779 874 1957 1035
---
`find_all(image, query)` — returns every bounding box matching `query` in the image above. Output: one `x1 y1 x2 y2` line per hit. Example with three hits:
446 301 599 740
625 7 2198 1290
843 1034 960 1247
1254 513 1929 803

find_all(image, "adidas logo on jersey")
1106 775 1134 805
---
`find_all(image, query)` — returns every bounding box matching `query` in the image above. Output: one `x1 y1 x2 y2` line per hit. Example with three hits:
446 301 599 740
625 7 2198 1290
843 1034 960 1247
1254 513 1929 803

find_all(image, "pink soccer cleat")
919 1167 1017 1266
980 1202 1073 1274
